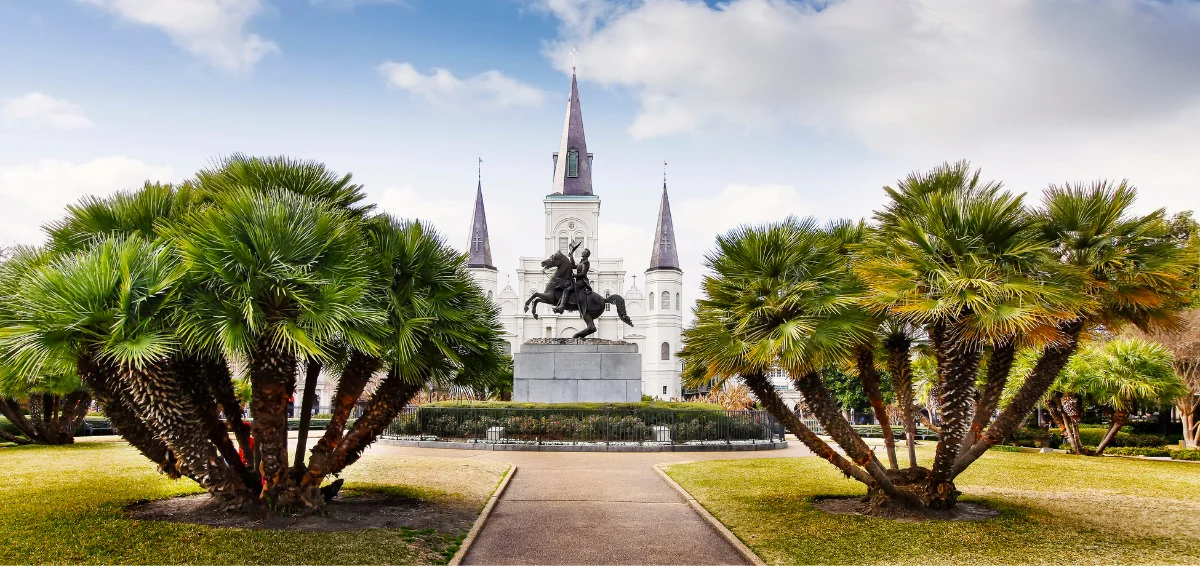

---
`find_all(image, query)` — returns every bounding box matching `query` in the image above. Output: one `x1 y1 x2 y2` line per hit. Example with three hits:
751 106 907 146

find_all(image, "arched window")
487 291 493 301
675 293 681 310
567 149 579 178
660 342 670 361
649 293 655 311
502 343 512 356
661 290 670 310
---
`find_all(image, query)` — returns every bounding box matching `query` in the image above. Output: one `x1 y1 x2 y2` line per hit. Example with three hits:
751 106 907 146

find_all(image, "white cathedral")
462 72 685 400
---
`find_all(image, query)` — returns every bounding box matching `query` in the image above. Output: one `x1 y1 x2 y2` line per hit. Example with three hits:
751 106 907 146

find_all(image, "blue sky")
3 0 1199 315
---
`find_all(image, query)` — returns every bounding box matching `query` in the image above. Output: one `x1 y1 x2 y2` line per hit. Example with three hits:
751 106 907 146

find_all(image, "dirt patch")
813 497 999 522
126 490 478 532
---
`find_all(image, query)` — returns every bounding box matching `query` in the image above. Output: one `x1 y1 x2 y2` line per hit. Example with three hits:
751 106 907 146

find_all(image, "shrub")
1076 426 1166 448
1104 446 1171 457
1170 449 1200 461
1008 427 1062 448
989 445 1023 452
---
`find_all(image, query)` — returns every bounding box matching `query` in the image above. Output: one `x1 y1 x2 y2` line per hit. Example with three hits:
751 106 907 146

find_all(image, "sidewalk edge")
653 463 767 566
449 464 516 566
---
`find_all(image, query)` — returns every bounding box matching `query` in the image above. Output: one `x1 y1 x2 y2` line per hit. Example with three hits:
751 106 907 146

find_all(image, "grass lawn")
0 438 510 564
664 448 1200 565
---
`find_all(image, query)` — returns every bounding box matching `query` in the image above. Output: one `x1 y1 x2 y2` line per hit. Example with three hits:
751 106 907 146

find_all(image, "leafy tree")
682 163 1194 512
0 157 508 514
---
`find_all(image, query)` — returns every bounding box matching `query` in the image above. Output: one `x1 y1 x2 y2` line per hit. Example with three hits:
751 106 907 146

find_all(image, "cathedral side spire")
467 177 495 269
648 181 680 270
551 71 592 196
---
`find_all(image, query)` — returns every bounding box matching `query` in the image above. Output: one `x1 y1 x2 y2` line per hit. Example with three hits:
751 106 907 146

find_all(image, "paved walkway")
367 443 811 565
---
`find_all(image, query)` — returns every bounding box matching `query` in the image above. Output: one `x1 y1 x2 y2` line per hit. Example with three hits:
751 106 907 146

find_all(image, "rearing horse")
523 250 633 339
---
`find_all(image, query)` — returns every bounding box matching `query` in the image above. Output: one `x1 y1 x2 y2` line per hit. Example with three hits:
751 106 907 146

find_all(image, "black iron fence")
384 406 784 444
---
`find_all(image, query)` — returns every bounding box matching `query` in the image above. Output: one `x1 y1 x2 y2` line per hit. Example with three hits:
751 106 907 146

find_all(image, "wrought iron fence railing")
383 406 784 445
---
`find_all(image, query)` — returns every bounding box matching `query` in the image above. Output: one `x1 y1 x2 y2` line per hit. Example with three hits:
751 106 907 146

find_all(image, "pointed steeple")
467 179 495 269
552 72 592 195
648 182 680 271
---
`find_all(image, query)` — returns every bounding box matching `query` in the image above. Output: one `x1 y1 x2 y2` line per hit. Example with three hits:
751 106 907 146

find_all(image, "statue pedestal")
514 339 642 403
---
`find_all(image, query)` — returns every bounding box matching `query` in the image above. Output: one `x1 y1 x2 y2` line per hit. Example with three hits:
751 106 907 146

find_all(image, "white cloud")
1 93 94 130
79 0 278 73
0 157 174 246
379 62 546 110
541 0 1200 144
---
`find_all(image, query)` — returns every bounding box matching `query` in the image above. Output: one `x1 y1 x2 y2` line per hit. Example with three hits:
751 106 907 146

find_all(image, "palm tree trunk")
122 358 250 503
952 319 1085 476
741 372 877 486
26 395 48 443
324 370 423 478
201 358 252 457
0 397 39 443
1094 409 1129 455
61 391 91 439
302 352 380 488
886 335 919 468
177 355 257 492
1044 396 1074 450
926 322 982 508
293 360 321 471
1058 393 1088 454
856 347 899 470
248 336 297 506
791 370 914 506
1179 397 1200 448
962 341 1016 452
80 360 184 479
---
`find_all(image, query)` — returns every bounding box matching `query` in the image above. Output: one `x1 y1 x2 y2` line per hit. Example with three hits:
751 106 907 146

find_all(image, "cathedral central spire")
552 71 592 195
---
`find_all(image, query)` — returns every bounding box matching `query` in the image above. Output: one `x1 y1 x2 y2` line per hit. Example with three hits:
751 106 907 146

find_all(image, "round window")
568 221 576 230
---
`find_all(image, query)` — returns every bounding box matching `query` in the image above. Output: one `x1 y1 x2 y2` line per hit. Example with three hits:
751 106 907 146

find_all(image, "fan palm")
856 161 1069 507
167 187 376 508
680 217 910 503
955 180 1194 472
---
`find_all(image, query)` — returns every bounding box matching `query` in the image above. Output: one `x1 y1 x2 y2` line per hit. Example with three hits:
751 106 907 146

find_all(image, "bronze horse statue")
523 250 633 339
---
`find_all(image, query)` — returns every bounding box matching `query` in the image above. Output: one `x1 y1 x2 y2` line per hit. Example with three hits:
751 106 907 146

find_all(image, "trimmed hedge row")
1104 446 1171 457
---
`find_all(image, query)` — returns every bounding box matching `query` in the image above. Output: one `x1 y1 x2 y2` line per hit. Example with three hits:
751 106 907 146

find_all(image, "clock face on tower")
568 221 575 230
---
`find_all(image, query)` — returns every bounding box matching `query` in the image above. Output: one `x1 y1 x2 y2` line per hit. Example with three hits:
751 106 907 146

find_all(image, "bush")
1104 446 1171 457
1076 426 1166 448
1170 449 1200 461
1008 427 1062 448
989 445 1023 452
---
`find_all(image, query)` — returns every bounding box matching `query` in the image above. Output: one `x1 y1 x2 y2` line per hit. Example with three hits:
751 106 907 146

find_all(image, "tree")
0 157 508 514
0 246 91 445
1043 338 1184 454
681 163 1194 513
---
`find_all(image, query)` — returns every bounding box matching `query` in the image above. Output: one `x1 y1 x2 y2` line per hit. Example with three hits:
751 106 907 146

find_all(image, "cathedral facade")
463 72 684 400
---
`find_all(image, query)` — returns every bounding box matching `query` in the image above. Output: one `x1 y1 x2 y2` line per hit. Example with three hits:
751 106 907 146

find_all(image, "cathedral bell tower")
466 174 498 302
643 182 683 399
544 70 600 259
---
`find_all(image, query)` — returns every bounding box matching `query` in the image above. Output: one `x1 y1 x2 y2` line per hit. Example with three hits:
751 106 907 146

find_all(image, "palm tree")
169 187 375 508
681 217 912 505
856 161 1067 507
953 180 1194 473
0 246 92 445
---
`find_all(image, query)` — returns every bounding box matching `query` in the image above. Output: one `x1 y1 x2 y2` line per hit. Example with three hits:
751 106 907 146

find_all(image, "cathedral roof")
552 72 592 196
467 179 495 269
648 182 680 271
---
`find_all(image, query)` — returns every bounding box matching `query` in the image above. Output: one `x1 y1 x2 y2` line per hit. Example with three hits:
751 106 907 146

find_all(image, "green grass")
665 448 1200 565
0 438 510 564
421 400 723 411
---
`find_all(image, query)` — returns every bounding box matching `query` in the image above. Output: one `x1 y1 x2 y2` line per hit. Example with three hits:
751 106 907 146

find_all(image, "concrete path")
367 443 811 565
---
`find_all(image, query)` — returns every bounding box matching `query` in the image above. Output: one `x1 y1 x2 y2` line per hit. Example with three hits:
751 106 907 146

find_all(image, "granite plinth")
514 340 642 403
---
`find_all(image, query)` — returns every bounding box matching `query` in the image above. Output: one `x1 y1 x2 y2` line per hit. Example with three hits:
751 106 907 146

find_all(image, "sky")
2 0 1199 323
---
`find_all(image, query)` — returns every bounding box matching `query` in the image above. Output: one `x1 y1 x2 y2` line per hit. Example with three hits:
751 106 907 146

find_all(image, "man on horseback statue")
523 240 633 339
553 240 591 314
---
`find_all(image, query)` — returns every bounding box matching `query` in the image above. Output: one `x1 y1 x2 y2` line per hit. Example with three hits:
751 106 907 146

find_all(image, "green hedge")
1076 426 1166 448
422 400 724 411
989 445 1023 452
1105 446 1171 457
1008 428 1062 448
391 406 774 442
1170 449 1200 461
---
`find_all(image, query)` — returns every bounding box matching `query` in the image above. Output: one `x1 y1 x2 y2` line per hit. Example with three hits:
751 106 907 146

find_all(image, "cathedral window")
649 294 654 311
676 293 681 310
661 290 670 310
567 149 579 178
559 236 569 254
660 342 670 361
487 291 493 301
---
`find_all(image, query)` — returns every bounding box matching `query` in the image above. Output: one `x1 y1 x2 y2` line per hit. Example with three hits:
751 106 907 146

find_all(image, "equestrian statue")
523 240 633 339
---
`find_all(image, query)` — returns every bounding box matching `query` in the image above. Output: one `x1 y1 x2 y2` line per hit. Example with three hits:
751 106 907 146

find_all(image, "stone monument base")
514 339 642 403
